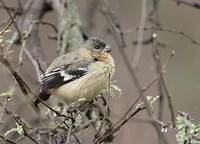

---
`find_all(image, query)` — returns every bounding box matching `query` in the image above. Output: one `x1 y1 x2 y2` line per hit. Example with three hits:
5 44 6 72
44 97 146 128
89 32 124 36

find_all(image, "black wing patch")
41 65 88 90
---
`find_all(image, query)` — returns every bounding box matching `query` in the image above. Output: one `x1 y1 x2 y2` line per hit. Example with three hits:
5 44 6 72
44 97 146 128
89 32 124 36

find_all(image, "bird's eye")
100 43 106 48
95 42 106 50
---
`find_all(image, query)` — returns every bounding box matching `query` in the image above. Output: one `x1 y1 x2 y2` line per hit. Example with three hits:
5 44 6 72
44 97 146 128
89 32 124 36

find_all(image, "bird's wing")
45 48 91 73
41 60 93 90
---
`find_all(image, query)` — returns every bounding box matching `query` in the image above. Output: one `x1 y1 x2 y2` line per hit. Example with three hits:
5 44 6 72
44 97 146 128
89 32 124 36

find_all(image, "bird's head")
84 37 112 61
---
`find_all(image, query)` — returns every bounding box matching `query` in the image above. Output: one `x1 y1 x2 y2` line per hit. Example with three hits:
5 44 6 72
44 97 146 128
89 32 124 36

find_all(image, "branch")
0 10 18 36
96 107 145 144
125 26 200 47
173 0 200 9
0 102 39 144
7 0 49 70
50 0 84 54
154 26 200 46
0 134 16 144
99 1 169 143
100 0 126 48
0 54 76 122
132 0 147 70
0 0 22 39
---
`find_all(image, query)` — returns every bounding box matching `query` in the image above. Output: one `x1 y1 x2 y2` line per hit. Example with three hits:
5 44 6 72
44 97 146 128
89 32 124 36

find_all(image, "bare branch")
132 0 147 70
0 10 18 36
50 0 84 54
0 134 16 144
100 0 126 48
0 0 22 39
96 107 145 144
172 0 200 9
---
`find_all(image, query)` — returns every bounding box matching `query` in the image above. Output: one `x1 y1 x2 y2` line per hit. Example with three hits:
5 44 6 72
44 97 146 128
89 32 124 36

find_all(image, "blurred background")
0 0 200 143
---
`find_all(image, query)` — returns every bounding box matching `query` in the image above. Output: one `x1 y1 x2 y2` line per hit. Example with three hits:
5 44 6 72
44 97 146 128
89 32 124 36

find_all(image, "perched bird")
34 37 115 107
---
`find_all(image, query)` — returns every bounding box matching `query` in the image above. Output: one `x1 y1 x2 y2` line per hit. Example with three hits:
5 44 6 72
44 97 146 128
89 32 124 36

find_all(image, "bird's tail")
34 90 51 108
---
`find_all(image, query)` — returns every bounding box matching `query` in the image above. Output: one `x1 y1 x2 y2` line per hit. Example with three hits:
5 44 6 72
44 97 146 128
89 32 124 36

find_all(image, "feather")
41 61 92 90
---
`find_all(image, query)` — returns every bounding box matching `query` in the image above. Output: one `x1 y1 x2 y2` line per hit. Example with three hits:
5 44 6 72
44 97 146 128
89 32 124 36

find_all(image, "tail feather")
34 90 51 108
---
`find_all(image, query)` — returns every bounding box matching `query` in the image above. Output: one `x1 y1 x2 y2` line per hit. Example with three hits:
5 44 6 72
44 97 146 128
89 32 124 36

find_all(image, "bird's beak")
104 45 111 53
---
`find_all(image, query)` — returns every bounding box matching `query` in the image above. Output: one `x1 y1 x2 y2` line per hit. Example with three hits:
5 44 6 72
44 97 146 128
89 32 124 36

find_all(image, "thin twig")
152 35 176 127
101 0 126 48
51 0 84 54
36 59 44 73
33 20 58 33
172 0 200 9
154 26 200 46
63 121 81 144
152 33 165 121
0 134 16 144
94 74 112 140
111 95 141 129
132 0 147 70
23 130 39 144
142 50 173 92
24 49 42 83
18 20 35 66
66 128 72 144
0 55 74 120
0 102 38 144
16 0 24 14
0 0 21 40
96 107 145 144
99 1 168 143
124 26 200 47
0 10 18 36
0 98 8 123
0 5 17 13
18 21 44 82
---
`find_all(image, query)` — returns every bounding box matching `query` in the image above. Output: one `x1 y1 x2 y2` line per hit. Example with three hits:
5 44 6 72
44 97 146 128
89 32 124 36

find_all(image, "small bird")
34 37 115 107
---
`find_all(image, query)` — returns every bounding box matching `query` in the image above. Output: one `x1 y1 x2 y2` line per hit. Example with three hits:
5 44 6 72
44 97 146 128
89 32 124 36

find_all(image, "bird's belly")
51 71 109 104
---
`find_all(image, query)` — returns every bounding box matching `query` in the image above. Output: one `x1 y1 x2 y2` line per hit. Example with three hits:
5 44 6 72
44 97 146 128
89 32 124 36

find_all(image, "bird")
34 37 115 107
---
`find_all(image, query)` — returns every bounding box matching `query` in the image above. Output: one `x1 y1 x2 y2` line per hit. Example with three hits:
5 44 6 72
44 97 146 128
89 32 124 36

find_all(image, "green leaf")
16 123 23 135
136 95 160 109
176 112 200 144
0 88 14 97
4 123 23 136
147 95 160 104
101 80 121 97
104 63 115 75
